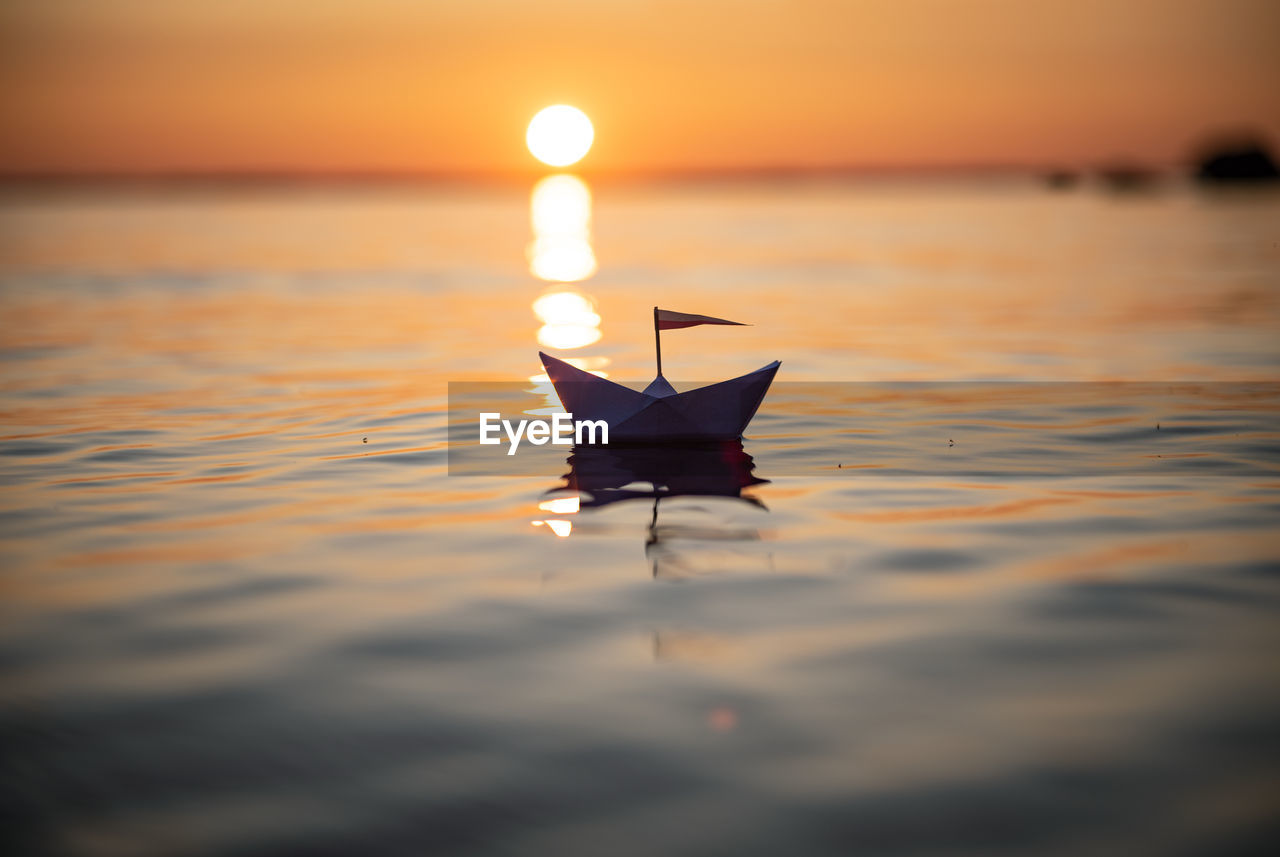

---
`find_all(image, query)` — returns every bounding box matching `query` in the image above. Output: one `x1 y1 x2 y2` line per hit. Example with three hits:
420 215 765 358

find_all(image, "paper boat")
538 352 780 443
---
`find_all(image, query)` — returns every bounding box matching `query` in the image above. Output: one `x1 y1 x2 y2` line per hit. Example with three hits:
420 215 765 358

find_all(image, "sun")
526 105 594 168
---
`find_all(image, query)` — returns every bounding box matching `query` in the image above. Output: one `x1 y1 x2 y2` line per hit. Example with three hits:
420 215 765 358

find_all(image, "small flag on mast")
652 307 748 377
655 309 749 330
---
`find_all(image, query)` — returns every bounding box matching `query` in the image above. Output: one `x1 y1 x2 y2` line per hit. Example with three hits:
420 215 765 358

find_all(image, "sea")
2 175 1278 856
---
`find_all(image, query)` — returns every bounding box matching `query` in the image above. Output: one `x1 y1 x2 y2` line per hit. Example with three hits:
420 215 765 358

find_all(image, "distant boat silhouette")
1096 162 1162 193
1193 136 1279 184
1043 169 1080 190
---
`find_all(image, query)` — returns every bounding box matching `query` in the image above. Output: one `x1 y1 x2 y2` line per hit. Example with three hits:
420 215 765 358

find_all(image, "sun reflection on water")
526 167 609 529
532 290 602 352
538 496 581 514
531 518 574 537
528 175 597 283
528 172 608 382
532 492 579 538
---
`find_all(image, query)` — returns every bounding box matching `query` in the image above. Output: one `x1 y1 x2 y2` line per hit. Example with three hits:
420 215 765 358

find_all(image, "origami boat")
538 307 780 443
539 352 779 443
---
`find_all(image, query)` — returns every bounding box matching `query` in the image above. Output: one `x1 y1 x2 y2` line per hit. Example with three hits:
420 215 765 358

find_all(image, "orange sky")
1 0 1277 176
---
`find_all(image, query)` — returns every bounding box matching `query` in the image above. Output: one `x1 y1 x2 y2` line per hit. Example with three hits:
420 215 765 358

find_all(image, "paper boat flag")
538 306 779 443
655 309 748 330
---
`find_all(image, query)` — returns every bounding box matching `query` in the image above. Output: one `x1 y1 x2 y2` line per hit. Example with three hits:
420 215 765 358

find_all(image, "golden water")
2 179 1278 855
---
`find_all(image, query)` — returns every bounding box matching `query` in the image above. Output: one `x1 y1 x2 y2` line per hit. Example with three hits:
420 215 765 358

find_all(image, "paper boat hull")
539 352 779 443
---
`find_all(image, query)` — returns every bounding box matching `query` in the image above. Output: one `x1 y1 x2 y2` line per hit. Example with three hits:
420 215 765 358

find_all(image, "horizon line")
0 159 1192 188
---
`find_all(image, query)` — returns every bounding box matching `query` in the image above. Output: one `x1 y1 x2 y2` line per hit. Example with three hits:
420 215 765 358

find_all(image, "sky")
1 0 1277 176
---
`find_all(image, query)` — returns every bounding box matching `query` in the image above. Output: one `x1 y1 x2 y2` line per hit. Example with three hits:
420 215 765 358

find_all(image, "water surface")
2 179 1278 856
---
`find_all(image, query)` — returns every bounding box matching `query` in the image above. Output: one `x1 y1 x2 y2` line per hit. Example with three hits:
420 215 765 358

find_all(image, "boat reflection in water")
533 440 773 580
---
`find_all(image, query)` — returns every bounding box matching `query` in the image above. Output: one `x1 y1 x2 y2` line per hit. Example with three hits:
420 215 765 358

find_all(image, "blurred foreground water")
1 178 1278 856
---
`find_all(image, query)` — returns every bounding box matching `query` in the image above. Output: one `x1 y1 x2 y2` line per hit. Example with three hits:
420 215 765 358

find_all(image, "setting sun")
526 105 594 168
